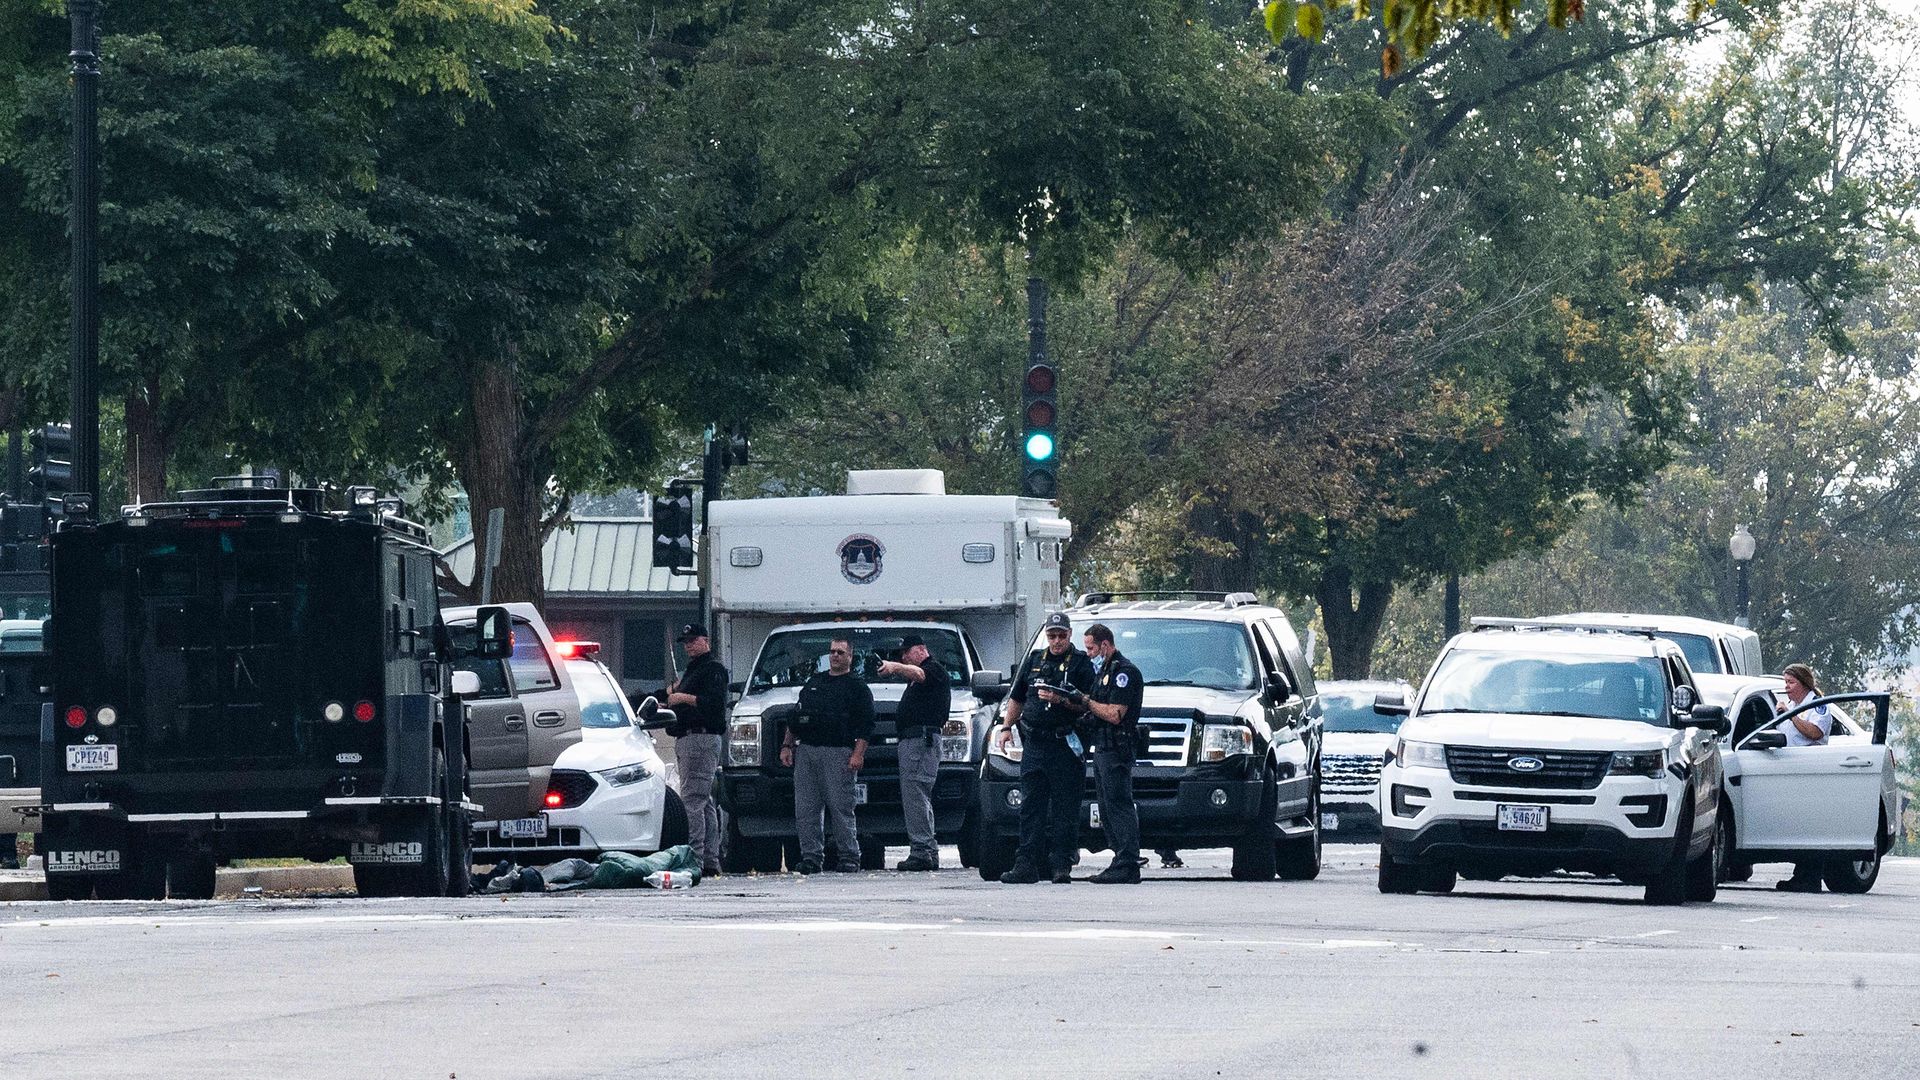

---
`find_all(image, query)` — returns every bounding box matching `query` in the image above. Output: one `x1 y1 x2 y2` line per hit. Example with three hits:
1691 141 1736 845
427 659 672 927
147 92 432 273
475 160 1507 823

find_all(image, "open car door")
1727 693 1891 853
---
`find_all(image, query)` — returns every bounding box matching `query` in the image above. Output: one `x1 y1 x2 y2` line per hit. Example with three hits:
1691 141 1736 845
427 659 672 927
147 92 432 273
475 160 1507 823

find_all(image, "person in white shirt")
1774 662 1833 892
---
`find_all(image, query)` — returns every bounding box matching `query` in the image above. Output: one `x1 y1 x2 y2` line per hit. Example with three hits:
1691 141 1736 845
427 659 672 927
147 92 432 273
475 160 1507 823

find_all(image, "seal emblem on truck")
838 534 885 584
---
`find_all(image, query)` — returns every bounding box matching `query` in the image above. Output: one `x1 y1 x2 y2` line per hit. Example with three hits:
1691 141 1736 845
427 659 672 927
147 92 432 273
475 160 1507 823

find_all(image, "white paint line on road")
1635 929 1679 938
1830 903 1859 910
1741 916 1779 923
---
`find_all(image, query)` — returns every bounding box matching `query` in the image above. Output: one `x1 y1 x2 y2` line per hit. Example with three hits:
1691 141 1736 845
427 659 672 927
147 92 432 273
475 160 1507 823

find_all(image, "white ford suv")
1375 619 1731 905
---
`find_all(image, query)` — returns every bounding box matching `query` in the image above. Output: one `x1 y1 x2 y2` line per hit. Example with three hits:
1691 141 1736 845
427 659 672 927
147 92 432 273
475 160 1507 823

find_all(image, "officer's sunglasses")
828 648 851 655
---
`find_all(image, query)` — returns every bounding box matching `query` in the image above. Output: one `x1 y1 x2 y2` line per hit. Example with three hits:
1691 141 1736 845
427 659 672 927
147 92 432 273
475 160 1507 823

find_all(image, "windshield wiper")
1146 678 1198 686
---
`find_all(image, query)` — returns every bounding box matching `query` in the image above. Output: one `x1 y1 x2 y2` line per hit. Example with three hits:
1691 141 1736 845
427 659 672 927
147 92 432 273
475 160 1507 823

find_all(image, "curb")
0 864 356 902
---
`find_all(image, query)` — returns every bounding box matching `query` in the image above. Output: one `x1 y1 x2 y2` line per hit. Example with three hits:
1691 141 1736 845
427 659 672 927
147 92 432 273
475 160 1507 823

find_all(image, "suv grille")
1445 746 1610 789
544 769 599 809
1136 719 1193 767
1323 754 1383 794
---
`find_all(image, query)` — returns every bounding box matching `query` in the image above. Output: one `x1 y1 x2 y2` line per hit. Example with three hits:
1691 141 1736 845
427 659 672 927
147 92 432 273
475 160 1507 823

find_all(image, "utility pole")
1443 573 1461 638
69 0 103 510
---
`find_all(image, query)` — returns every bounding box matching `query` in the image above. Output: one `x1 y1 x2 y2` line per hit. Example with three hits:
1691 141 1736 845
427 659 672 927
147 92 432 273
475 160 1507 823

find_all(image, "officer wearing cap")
991 612 1097 884
666 623 729 877
878 633 948 871
1081 622 1144 883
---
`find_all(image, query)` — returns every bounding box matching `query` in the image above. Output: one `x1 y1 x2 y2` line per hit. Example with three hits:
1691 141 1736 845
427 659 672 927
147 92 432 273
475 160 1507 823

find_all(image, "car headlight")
1609 749 1665 778
601 762 654 787
1392 739 1446 769
988 724 1023 763
1200 724 1253 762
939 716 971 763
728 717 762 767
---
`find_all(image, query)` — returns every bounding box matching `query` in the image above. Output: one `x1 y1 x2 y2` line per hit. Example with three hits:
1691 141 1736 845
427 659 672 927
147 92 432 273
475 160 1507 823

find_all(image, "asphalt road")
4 845 1917 1080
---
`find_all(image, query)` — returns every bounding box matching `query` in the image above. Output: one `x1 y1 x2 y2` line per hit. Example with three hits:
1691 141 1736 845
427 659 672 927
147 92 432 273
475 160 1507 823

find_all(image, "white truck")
709 470 1070 872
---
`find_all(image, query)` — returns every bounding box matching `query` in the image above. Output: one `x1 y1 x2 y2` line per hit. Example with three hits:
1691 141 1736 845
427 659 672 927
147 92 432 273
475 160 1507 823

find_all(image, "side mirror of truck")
450 670 481 697
1675 704 1729 734
632 696 676 730
970 670 1009 704
472 605 513 660
1374 692 1411 717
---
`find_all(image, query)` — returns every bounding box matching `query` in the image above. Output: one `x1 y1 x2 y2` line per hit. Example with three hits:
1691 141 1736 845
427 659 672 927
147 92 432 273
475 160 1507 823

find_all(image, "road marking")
1635 929 1678 938
1741 916 1778 923
1829 903 1858 910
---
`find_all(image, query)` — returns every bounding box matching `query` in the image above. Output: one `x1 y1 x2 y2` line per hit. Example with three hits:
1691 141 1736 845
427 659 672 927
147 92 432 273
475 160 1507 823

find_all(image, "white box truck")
709 470 1070 872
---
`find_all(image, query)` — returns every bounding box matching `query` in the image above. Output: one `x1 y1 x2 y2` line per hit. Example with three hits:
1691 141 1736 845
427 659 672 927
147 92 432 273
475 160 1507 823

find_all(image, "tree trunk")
1184 501 1260 594
1317 565 1395 679
123 386 170 505
457 358 547 606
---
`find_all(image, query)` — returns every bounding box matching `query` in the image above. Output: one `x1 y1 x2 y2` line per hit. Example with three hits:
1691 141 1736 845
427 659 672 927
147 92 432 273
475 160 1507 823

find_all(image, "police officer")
1081 622 1144 884
879 634 947 871
781 636 874 875
991 612 1097 884
665 623 730 877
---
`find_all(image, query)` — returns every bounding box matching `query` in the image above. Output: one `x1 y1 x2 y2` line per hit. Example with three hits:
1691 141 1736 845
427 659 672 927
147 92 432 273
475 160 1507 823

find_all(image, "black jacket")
1010 646 1097 736
791 671 876 748
673 652 730 735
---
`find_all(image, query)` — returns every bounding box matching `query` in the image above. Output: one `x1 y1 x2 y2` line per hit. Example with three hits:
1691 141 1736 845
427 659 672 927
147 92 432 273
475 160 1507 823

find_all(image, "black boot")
1000 863 1044 884
1090 862 1141 884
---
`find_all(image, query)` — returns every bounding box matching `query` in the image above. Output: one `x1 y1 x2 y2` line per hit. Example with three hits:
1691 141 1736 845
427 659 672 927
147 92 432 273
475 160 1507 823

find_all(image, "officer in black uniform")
1081 622 1145 883
991 612 1097 884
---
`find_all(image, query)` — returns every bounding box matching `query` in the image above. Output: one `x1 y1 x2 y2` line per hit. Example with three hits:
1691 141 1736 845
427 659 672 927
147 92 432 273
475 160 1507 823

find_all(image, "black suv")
973 592 1324 881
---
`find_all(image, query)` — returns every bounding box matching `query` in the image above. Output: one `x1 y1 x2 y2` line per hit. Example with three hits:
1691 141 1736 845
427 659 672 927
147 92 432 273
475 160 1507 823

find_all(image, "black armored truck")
35 480 510 899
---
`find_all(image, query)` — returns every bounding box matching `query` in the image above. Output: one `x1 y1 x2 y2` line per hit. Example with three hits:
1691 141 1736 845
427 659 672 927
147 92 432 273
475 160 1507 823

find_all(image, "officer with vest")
781 636 875 875
1081 622 1144 883
992 612 1097 884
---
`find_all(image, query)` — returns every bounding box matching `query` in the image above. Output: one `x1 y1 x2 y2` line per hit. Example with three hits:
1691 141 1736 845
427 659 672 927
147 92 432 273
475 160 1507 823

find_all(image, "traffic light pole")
69 0 103 508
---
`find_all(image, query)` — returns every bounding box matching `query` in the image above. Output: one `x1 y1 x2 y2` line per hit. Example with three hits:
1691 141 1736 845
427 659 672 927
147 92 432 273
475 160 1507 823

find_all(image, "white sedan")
534 656 689 856
1694 674 1899 891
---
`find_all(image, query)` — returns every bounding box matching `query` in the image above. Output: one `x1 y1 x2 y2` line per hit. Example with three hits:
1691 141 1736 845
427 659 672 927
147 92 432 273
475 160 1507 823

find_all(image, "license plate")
1321 811 1338 831
853 783 867 807
1496 804 1549 832
1089 802 1102 828
66 745 118 772
498 817 548 839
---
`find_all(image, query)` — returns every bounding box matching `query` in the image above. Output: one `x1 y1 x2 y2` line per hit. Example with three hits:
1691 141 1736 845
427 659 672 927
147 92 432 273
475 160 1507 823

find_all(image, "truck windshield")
750 627 968 690
1064 619 1259 692
1322 689 1406 733
1420 650 1670 724
1658 632 1720 674
568 659 632 729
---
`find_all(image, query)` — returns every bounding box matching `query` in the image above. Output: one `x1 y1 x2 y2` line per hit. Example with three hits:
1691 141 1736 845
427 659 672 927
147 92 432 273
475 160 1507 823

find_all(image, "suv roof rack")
1075 590 1262 607
1470 617 1659 639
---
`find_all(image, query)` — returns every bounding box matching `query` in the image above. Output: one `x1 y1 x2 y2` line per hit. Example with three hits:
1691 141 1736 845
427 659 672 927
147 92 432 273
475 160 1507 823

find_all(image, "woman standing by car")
1774 662 1834 893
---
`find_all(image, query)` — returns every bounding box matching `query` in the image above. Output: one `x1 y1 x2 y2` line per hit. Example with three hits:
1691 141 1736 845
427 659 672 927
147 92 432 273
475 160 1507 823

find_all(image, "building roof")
441 517 696 597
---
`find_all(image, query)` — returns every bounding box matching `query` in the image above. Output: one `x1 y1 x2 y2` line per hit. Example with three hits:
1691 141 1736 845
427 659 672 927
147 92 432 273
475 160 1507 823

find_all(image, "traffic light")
652 480 697 573
27 422 74 508
1021 360 1058 498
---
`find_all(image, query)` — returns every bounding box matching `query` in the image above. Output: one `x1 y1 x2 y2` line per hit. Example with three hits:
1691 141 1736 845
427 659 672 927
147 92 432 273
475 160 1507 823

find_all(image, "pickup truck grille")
1136 719 1192 767
1322 754 1383 794
1445 746 1611 789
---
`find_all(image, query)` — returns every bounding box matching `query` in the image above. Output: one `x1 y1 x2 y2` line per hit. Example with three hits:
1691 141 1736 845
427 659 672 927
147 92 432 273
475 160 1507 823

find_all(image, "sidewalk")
0 858 355 901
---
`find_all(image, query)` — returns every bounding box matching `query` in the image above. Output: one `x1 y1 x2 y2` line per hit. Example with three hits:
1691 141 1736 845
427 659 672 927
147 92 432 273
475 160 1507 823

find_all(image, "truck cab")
710 470 1068 871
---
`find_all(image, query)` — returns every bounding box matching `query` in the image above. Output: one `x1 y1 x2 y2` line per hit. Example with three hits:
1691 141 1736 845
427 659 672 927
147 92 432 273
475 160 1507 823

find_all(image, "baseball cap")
676 623 709 642
1042 612 1072 633
898 633 926 650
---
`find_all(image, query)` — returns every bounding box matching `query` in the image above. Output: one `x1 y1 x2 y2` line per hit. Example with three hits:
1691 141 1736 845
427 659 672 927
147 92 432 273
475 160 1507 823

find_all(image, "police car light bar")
555 641 601 659
1469 617 1659 639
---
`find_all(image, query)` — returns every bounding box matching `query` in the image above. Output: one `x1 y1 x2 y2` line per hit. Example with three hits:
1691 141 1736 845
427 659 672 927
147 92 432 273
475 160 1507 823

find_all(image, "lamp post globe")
1728 524 1755 627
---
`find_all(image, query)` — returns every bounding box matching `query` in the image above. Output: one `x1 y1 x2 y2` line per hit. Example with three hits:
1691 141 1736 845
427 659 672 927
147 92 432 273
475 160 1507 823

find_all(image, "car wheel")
1276 783 1323 881
957 810 979 869
859 836 887 870
1821 850 1880 894
1686 812 1724 903
168 853 219 901
1231 769 1280 881
1724 861 1755 883
1377 855 1421 895
1644 804 1692 906
1422 867 1457 894
659 787 691 851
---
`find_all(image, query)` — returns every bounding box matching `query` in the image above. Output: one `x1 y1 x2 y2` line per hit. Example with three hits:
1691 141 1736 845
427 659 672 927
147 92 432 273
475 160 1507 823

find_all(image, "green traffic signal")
1024 432 1055 462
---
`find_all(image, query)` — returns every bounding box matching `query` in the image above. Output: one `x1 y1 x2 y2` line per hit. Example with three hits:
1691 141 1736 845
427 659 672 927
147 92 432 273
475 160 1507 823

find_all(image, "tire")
859 835 887 870
1461 870 1506 882
1231 771 1280 881
1378 855 1421 895
1822 850 1880 894
1644 805 1693 906
659 787 691 851
1725 861 1754 883
1422 867 1457 894
443 804 473 898
1276 784 1323 881
722 816 782 874
45 874 92 901
957 810 979 869
1686 812 1725 903
976 833 1018 882
169 854 219 901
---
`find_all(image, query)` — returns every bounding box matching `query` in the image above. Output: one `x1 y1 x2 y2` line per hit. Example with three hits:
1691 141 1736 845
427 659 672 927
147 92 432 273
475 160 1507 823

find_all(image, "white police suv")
1375 619 1731 905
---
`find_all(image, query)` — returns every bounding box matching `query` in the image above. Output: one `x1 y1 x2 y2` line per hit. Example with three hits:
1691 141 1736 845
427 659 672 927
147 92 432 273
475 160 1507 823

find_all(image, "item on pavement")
472 845 705 892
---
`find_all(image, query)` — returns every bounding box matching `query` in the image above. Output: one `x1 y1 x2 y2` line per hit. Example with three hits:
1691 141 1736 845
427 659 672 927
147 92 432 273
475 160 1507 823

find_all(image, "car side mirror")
1679 704 1729 735
729 680 746 694
0 753 15 785
1745 729 1788 751
472 605 513 660
633 696 676 730
450 670 481 697
1374 692 1410 716
970 670 1009 704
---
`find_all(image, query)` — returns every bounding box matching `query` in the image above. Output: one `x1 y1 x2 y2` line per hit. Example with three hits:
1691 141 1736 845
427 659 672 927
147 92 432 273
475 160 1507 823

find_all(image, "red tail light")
544 791 564 808
64 706 87 729
353 700 377 723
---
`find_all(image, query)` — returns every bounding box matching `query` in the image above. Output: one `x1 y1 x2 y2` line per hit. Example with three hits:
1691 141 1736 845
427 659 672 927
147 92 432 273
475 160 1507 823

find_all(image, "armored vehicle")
36 479 507 899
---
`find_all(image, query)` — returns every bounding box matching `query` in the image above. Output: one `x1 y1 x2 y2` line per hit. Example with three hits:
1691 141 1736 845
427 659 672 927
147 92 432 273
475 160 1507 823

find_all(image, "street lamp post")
68 0 103 511
1729 524 1756 628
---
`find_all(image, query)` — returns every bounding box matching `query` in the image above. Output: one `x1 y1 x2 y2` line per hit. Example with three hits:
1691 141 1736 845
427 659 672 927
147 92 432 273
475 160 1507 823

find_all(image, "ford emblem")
1507 756 1545 772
